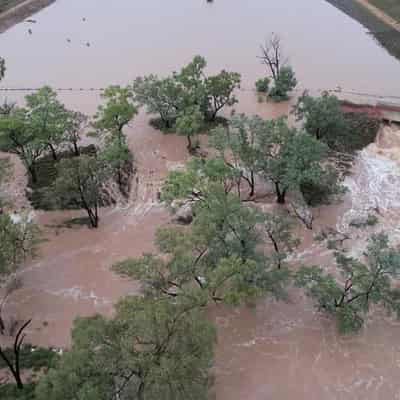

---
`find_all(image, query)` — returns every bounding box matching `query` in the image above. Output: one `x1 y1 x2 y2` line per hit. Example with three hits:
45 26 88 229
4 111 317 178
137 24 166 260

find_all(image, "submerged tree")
25 86 70 161
210 114 265 198
132 56 240 130
64 110 88 156
294 91 379 153
295 233 400 333
132 75 182 129
259 33 297 101
0 107 46 184
175 105 204 152
52 155 110 228
36 296 215 400
256 117 341 205
93 85 136 191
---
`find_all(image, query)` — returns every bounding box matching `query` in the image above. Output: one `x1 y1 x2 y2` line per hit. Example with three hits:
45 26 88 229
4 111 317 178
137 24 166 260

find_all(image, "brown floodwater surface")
2 1 400 398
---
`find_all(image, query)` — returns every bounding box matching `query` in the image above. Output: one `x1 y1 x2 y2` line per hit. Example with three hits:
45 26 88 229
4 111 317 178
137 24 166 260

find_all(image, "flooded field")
2 0 400 399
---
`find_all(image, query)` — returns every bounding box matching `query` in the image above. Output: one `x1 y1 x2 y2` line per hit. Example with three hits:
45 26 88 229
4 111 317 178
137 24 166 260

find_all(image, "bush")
255 77 270 93
269 66 297 102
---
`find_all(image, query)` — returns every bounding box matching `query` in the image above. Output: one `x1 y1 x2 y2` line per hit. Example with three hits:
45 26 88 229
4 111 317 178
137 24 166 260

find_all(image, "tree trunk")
275 183 286 204
73 141 80 156
249 171 255 197
48 144 58 161
28 164 38 184
187 135 193 152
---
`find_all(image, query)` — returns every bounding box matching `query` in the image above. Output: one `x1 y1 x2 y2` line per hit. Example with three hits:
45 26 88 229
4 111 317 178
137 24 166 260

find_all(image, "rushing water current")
2 1 400 399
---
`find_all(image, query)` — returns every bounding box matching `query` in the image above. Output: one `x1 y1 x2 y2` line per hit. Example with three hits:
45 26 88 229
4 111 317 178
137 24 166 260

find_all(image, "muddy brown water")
2 1 400 398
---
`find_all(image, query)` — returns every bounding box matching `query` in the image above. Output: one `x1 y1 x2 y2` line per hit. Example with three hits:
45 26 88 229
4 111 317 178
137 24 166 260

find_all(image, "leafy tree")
210 114 265 198
0 170 39 387
132 75 182 129
51 155 110 228
64 110 88 156
264 212 299 268
268 66 297 101
25 86 69 161
133 56 240 129
257 117 339 204
295 233 400 333
259 33 297 101
36 296 215 400
175 105 203 152
204 70 240 121
119 176 291 304
0 107 46 183
294 92 380 153
160 157 240 206
294 91 348 144
93 85 136 190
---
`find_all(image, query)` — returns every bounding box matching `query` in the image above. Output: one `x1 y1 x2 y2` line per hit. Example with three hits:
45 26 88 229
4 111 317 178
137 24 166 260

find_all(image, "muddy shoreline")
0 0 55 34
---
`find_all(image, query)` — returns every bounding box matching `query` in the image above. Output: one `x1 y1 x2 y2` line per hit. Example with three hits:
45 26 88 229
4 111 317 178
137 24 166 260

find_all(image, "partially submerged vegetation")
0 32 398 398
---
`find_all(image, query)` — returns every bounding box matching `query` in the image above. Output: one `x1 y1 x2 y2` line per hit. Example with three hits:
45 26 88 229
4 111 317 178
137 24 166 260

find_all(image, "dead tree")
0 319 32 389
259 33 288 83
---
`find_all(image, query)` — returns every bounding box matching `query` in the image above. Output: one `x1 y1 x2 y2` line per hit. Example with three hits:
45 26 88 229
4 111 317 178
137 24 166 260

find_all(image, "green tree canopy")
36 296 215 400
93 85 136 190
0 107 46 183
51 155 111 228
25 86 70 161
295 233 400 333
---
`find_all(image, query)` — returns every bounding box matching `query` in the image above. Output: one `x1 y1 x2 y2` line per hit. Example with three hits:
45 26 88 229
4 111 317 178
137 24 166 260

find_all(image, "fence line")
0 85 400 103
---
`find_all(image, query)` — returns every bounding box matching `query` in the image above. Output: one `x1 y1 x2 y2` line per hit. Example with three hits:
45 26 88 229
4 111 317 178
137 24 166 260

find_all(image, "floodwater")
2 0 400 399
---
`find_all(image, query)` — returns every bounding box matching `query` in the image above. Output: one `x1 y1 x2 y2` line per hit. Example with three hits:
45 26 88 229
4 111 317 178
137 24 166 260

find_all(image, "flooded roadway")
2 1 400 399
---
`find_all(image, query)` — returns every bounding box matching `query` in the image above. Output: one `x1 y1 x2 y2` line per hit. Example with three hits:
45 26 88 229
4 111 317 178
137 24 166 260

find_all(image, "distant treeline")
325 0 400 61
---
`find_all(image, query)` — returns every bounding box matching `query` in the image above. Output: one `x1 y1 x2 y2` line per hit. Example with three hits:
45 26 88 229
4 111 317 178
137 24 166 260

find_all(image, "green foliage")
0 107 46 183
295 233 400 333
94 85 137 139
25 87 70 161
36 296 215 400
132 75 182 129
257 117 340 204
0 345 59 370
1 383 37 400
294 92 379 152
64 111 88 156
93 85 136 191
210 114 265 197
132 56 240 131
255 77 270 93
0 213 40 282
51 155 111 228
269 66 297 101
119 183 292 304
175 105 204 151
